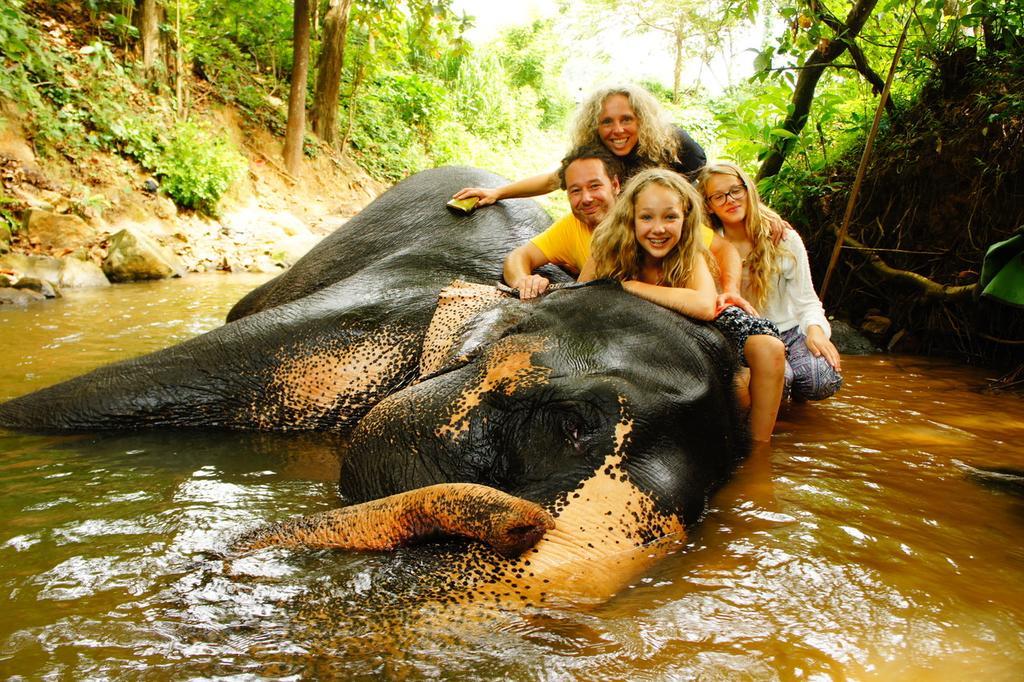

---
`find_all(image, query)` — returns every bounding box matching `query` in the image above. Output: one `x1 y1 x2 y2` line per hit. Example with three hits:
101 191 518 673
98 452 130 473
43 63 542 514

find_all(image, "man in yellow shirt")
503 145 748 307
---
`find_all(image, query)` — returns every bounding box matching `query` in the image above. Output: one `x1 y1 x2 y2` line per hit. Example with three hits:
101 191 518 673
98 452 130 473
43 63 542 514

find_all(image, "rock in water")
102 228 186 282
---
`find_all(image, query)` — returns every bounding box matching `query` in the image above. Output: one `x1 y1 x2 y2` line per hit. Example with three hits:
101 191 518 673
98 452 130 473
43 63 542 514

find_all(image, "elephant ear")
418 280 526 379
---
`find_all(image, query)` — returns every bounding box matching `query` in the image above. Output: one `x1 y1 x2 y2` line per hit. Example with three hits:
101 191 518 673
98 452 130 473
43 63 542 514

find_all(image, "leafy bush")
0 1 71 149
154 120 248 215
0 189 19 241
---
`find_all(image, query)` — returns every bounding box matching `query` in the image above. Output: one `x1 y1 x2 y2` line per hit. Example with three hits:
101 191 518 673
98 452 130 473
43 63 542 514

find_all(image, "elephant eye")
561 416 584 451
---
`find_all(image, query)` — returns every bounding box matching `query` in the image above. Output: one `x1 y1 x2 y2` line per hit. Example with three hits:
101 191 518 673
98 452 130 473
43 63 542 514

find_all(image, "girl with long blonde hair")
696 162 842 402
580 168 787 442
580 169 716 319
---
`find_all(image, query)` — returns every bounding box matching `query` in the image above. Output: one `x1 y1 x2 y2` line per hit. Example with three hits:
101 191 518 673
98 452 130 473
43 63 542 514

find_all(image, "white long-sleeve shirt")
747 230 831 337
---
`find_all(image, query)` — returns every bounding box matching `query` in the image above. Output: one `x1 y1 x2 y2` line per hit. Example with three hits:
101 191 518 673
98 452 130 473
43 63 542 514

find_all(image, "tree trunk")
672 27 684 103
756 0 880 181
284 0 312 176
311 0 353 145
174 0 184 117
137 0 162 73
838 232 977 302
340 60 364 157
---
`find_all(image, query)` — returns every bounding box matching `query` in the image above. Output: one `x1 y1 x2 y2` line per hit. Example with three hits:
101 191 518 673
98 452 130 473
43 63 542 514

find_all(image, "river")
1 274 1022 679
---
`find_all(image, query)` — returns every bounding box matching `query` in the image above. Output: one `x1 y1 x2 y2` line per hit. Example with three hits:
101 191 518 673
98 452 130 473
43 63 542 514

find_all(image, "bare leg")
743 335 786 442
733 367 751 411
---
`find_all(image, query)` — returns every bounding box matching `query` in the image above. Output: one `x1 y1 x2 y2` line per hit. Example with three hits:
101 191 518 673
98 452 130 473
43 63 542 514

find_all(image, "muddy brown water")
1 274 1022 679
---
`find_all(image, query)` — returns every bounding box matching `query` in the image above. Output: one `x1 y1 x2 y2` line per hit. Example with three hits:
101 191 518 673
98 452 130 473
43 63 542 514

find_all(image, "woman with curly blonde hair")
696 162 842 403
579 168 787 442
452 83 706 208
568 84 705 181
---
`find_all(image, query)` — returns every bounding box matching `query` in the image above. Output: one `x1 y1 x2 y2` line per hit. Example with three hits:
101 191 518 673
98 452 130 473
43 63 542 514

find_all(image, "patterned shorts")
712 306 782 366
781 327 843 401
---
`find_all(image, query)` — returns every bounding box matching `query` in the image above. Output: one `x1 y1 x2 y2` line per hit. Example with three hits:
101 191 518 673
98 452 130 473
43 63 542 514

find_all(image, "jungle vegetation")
0 0 1021 373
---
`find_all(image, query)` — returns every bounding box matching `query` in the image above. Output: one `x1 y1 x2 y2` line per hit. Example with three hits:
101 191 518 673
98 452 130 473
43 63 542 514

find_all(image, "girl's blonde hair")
569 84 680 167
695 162 785 309
590 168 707 287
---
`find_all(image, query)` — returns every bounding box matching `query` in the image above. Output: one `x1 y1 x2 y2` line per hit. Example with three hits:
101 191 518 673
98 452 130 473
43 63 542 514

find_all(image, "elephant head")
240 280 748 605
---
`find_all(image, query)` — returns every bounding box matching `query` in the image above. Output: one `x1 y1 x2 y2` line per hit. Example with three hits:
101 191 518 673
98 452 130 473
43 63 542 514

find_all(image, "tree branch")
841 231 977 302
764 63 862 73
632 9 672 34
757 0 882 181
815 6 896 115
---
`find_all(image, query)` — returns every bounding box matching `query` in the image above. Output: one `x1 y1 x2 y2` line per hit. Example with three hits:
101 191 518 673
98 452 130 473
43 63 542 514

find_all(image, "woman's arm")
452 171 560 207
762 205 792 245
708 232 742 294
707 233 758 316
783 231 831 336
621 256 717 320
577 256 598 283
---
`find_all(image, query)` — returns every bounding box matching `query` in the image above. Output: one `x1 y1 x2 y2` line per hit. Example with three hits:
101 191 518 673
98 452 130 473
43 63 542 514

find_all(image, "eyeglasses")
706 184 747 207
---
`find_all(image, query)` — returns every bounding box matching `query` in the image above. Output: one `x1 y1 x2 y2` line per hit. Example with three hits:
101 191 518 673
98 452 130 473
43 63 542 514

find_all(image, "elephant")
0 166 749 606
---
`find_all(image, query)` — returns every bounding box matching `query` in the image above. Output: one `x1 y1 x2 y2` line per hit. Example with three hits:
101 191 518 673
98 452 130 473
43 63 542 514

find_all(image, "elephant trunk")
234 483 554 557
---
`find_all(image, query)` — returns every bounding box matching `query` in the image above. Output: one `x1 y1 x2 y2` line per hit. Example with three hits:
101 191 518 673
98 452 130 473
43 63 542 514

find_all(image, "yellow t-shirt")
530 214 592 275
699 225 714 249
531 214 715 276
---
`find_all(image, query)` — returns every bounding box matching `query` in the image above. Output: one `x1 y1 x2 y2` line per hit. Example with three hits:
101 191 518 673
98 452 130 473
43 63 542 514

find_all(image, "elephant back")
227 167 554 322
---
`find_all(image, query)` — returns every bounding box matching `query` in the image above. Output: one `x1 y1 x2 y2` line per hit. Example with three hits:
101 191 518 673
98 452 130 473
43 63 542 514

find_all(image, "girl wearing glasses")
579 168 787 443
696 162 842 403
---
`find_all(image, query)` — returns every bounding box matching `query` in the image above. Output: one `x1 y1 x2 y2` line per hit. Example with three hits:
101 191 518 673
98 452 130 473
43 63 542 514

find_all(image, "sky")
450 1 557 43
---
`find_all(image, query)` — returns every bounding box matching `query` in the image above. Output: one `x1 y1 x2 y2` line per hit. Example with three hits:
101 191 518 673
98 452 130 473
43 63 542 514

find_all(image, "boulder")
0 222 10 253
830 319 878 355
859 314 893 345
0 286 45 307
153 195 178 220
221 205 314 242
102 228 186 282
21 209 96 250
59 256 111 288
0 252 62 283
12 276 60 298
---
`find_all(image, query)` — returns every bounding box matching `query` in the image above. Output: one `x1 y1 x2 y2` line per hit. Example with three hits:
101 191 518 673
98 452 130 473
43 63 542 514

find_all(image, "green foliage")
494 20 572 129
0 2 249 215
640 79 676 102
101 11 138 47
0 1 66 142
154 120 247 214
716 0 1024 225
332 6 571 181
0 189 18 242
191 0 294 79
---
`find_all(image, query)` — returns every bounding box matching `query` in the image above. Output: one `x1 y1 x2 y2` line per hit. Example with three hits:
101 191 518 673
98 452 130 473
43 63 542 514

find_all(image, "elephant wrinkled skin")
0 166 749 606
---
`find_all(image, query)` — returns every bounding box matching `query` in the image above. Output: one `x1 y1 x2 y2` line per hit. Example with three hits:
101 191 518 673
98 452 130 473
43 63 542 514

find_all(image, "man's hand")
716 291 759 317
514 274 550 300
453 187 500 207
806 325 842 371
